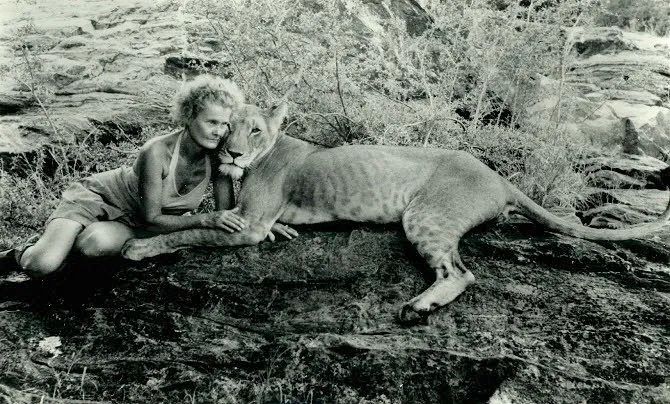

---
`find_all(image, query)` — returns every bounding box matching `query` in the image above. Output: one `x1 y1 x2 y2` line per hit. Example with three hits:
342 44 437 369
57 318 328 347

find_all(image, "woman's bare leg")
75 221 151 257
20 218 84 277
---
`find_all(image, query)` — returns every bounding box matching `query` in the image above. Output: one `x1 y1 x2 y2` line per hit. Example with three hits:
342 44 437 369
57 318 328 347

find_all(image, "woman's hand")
266 223 299 242
201 208 247 232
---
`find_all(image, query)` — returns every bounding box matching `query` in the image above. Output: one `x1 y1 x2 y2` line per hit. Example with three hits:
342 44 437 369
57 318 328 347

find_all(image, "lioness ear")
269 101 288 131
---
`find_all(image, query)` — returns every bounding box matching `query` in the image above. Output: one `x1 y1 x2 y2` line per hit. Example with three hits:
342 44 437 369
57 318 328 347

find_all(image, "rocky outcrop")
0 1 191 153
579 188 668 228
0 0 431 160
526 28 670 157
570 27 639 57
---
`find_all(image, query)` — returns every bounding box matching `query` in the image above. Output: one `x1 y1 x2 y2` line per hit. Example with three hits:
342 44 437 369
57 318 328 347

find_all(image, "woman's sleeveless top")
85 131 211 219
161 131 211 213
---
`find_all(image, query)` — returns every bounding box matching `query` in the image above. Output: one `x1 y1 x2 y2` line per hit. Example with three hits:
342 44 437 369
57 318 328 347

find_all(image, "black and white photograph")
1 0 669 402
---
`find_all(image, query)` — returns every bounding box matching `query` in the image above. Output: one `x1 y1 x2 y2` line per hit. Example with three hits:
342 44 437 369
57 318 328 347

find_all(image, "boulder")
598 101 670 155
575 153 670 228
569 26 637 57
351 0 432 37
581 154 669 189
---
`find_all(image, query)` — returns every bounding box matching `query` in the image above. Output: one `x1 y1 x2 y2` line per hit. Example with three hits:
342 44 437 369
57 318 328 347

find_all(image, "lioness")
123 102 670 320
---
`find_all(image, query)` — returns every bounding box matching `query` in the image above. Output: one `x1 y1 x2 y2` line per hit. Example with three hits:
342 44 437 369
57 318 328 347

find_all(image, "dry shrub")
181 0 596 210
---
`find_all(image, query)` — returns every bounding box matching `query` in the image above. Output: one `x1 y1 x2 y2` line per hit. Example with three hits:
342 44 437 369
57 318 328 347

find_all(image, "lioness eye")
251 128 261 134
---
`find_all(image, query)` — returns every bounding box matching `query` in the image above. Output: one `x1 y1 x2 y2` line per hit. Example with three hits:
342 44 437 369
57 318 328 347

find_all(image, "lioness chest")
278 146 444 225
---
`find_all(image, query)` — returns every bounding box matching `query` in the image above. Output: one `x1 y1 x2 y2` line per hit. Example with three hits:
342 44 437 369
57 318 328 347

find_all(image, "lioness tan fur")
123 102 670 320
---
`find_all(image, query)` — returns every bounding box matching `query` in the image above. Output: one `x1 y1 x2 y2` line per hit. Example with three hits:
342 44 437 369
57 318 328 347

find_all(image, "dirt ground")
1 220 669 403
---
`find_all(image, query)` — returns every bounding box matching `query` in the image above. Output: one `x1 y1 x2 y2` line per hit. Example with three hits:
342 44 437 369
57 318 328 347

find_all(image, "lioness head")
218 102 288 179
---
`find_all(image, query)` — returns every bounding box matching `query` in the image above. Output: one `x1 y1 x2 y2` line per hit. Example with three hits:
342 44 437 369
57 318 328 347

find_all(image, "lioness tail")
511 176 670 241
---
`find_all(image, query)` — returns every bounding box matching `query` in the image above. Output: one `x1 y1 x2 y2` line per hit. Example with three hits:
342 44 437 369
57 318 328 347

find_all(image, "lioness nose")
228 150 243 159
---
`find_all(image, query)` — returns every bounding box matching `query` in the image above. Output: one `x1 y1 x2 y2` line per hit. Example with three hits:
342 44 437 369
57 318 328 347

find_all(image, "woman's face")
187 102 233 150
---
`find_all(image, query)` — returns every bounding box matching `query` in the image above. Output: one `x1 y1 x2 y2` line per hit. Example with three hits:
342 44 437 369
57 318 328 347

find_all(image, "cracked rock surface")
1 217 669 403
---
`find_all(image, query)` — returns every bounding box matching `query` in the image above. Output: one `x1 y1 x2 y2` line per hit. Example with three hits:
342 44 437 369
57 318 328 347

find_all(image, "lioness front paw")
121 238 154 261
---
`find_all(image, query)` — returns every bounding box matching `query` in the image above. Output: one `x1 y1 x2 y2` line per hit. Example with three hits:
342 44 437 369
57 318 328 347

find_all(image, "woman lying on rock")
0 75 297 277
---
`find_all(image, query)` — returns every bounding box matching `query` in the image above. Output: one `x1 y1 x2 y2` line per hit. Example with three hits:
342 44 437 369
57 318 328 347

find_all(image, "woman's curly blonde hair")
171 75 245 126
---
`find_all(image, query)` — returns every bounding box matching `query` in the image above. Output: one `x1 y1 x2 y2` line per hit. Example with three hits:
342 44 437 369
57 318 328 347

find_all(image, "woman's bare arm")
137 143 244 233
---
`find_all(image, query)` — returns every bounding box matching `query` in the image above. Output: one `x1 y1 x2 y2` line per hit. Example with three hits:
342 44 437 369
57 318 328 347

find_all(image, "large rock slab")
1 220 669 403
343 0 432 38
